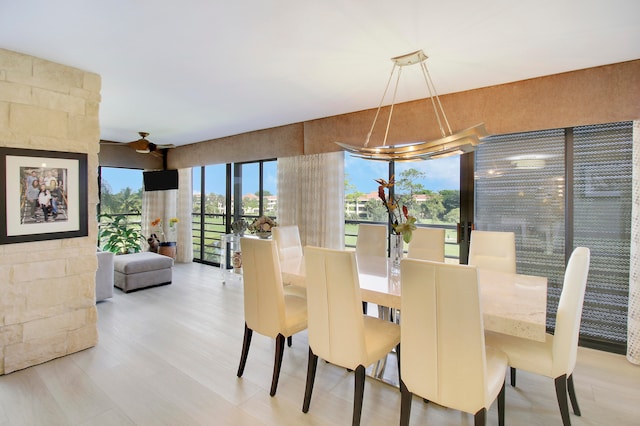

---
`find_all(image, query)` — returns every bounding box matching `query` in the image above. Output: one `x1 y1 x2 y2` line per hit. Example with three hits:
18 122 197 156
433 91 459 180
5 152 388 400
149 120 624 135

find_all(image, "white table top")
281 254 548 342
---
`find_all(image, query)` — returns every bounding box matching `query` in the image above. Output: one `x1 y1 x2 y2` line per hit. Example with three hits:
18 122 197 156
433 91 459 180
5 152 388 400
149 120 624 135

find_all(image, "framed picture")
0 147 88 244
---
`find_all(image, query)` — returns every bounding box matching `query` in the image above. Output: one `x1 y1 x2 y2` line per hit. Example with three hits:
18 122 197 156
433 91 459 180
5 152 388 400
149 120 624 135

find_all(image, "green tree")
420 191 445 222
345 174 365 220
364 199 387 222
114 187 142 214
443 207 460 224
440 189 460 213
395 168 426 208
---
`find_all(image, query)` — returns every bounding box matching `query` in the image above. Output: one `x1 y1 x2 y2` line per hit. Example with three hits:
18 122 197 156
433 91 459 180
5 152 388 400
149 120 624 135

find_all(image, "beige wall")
168 60 640 169
0 48 101 374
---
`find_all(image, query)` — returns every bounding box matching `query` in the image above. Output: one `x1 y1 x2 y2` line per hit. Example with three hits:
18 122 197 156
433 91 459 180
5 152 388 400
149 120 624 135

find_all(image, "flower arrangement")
169 217 179 228
248 215 278 235
375 175 417 243
149 217 165 247
151 217 162 230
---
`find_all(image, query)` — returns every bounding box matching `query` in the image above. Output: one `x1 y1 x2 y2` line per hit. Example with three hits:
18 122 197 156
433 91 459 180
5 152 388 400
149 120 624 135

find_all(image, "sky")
101 154 460 195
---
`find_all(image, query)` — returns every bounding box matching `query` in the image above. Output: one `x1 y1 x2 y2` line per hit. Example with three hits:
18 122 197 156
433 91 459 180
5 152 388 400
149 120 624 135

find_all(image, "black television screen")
143 170 179 191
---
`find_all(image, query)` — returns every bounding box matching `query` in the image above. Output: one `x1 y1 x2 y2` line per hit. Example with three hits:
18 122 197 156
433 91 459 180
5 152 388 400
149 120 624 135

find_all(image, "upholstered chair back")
552 246 590 377
468 230 516 273
407 227 445 262
304 246 367 369
355 223 387 257
272 225 303 261
401 259 493 415
241 237 286 338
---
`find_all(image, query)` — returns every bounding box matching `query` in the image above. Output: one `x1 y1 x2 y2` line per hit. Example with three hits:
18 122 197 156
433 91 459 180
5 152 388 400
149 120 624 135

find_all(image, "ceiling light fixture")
336 49 488 161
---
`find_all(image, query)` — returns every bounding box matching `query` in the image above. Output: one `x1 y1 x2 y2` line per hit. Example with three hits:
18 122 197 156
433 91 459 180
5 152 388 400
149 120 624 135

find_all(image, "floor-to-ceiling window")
192 160 276 266
343 153 461 259
97 167 144 244
474 121 632 352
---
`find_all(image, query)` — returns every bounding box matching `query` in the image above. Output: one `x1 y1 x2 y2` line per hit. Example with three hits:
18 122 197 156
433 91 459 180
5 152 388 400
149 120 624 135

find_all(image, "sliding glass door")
473 122 632 352
192 160 276 266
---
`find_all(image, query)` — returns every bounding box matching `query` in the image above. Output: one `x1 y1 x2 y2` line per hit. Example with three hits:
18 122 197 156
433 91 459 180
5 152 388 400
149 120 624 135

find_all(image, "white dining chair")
237 237 308 396
355 223 387 257
272 225 307 298
400 259 508 426
407 227 445 262
468 230 516 273
485 247 590 426
302 246 401 426
356 223 387 314
272 225 303 261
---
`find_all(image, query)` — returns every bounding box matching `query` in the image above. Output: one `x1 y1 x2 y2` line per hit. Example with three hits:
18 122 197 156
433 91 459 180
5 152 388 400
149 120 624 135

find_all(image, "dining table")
280 253 548 342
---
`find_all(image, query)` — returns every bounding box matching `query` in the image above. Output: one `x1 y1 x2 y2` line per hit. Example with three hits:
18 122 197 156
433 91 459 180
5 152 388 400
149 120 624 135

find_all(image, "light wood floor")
1 262 639 425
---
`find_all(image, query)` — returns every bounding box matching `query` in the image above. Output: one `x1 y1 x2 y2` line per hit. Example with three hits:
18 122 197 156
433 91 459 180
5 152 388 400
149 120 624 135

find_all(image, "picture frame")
0 147 88 244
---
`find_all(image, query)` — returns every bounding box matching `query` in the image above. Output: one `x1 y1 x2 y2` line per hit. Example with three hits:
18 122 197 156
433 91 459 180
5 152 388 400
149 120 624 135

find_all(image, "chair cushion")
283 294 308 336
362 316 401 367
484 346 509 407
113 252 174 274
485 330 554 377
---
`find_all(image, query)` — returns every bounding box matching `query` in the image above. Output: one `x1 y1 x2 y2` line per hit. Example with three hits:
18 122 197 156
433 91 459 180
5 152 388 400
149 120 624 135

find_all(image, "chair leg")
353 365 366 426
237 323 253 377
498 381 506 426
270 334 285 396
567 374 581 416
302 347 319 413
510 367 516 386
474 408 487 426
554 374 572 426
399 380 412 426
287 335 292 347
395 343 401 388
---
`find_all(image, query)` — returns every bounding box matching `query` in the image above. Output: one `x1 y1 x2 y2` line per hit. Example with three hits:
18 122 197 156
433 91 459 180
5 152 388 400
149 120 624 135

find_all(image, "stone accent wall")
0 48 101 374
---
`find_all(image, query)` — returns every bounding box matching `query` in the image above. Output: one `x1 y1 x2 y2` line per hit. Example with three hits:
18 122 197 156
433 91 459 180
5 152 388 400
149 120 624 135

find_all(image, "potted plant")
98 213 144 254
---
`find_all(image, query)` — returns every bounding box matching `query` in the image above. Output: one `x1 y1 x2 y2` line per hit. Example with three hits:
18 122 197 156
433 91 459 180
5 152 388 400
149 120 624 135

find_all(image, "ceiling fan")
126 132 176 154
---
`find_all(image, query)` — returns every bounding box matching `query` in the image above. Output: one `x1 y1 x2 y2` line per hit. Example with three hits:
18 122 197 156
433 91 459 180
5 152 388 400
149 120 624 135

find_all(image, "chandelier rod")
365 63 398 147
419 61 451 138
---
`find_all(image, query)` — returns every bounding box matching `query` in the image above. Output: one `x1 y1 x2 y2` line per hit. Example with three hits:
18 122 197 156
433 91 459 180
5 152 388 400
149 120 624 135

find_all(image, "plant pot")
159 241 177 259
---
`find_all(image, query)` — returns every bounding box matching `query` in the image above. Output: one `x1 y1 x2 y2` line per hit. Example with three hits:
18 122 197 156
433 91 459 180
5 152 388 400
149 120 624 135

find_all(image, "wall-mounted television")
143 169 179 191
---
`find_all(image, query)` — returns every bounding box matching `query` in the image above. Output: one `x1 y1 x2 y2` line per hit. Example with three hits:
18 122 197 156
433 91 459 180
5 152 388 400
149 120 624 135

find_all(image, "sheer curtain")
277 152 344 250
176 168 193 263
629 120 640 365
141 168 193 263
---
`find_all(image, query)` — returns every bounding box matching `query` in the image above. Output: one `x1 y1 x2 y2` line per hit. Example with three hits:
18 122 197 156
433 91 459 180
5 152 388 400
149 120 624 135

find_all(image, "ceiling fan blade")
127 138 150 151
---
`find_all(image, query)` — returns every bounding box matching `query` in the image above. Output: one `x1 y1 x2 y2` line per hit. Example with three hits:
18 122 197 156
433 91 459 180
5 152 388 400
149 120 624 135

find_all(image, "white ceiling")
1 0 639 147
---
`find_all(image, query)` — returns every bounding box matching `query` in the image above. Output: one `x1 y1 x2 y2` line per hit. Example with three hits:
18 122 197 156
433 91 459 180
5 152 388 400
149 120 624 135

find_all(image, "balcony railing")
193 214 460 266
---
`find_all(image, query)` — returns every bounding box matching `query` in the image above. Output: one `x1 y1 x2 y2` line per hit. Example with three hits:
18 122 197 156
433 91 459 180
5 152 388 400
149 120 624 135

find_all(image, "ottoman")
113 252 174 293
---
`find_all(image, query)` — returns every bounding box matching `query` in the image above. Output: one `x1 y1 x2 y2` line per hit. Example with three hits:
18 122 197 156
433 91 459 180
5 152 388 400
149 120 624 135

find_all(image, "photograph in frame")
0 147 88 244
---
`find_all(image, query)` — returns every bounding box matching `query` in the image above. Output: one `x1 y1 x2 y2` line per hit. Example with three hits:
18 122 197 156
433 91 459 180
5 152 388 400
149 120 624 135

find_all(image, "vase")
158 241 177 259
390 233 403 269
256 231 272 239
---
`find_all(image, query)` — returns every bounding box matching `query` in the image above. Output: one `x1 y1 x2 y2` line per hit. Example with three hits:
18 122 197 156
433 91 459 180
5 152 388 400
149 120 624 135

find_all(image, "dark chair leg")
287 335 292 347
474 408 487 426
554 374 572 426
567 374 581 416
270 334 285 396
510 367 516 386
302 347 319 413
399 380 412 426
353 365 366 426
497 381 506 426
237 323 253 377
395 343 401 389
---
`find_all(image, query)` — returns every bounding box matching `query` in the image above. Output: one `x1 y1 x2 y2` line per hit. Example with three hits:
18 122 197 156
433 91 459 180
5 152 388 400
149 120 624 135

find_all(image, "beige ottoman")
113 252 173 293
